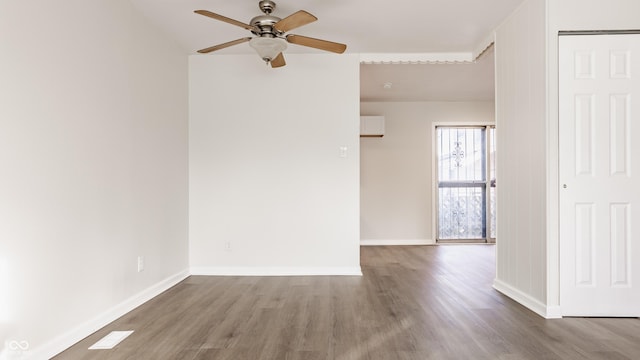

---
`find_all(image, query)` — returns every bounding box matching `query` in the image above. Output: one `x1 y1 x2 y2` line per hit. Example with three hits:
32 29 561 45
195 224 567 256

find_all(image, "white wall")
493 0 640 318
189 54 361 275
545 0 640 313
0 0 189 358
493 0 549 316
360 101 494 244
550 0 640 31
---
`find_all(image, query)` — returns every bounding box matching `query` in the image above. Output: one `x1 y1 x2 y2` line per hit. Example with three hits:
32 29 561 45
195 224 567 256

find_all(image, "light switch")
339 146 348 158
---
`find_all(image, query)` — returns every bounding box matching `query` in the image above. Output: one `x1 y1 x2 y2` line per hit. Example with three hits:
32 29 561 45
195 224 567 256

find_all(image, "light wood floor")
55 245 640 359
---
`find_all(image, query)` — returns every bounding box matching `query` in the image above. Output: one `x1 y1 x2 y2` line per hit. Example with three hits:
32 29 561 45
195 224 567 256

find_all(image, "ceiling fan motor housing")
250 15 283 37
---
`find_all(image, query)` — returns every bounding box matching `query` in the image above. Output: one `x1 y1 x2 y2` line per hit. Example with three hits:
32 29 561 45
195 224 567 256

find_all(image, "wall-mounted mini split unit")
360 116 385 137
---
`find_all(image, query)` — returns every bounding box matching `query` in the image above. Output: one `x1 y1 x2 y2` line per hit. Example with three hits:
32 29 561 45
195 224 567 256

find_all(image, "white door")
560 34 640 316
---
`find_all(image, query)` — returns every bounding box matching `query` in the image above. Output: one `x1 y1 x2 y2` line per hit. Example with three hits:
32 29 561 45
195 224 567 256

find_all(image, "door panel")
560 34 640 316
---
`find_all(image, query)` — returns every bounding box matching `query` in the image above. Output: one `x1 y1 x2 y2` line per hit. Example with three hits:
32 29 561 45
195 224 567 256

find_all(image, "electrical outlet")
224 241 231 251
137 256 144 272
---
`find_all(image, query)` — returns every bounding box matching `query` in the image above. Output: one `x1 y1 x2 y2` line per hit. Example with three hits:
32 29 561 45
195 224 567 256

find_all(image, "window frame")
432 123 496 244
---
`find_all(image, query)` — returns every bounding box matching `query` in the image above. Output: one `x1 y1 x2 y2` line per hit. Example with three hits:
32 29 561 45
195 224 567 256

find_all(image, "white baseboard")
493 279 561 319
190 266 363 276
360 239 434 246
25 269 190 360
545 305 563 319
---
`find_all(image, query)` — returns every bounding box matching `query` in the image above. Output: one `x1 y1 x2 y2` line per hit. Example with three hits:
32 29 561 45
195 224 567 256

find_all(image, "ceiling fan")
194 0 347 68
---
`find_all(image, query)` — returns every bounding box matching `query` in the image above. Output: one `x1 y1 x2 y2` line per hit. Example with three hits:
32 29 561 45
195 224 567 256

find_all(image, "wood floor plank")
54 245 640 360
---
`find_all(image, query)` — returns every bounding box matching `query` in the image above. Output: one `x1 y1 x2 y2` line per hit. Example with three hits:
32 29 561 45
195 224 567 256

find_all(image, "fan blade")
286 34 347 54
197 37 252 54
194 10 254 31
273 10 317 33
271 53 286 68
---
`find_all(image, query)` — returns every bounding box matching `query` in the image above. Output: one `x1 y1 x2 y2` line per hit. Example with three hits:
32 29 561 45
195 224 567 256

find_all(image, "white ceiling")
361 46 495 102
130 0 523 101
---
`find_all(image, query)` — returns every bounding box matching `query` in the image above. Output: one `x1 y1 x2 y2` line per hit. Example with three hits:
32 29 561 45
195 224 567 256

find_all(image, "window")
436 126 496 242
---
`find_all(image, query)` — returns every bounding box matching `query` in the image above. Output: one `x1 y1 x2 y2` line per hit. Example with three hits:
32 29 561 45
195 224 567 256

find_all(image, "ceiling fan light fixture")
249 37 287 63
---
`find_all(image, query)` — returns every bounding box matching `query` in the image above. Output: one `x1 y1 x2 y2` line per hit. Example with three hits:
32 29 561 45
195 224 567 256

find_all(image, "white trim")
359 52 474 64
546 305 563 319
546 11 562 319
360 239 434 246
431 123 439 244
25 270 190 360
472 33 496 61
190 267 363 276
493 279 562 319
